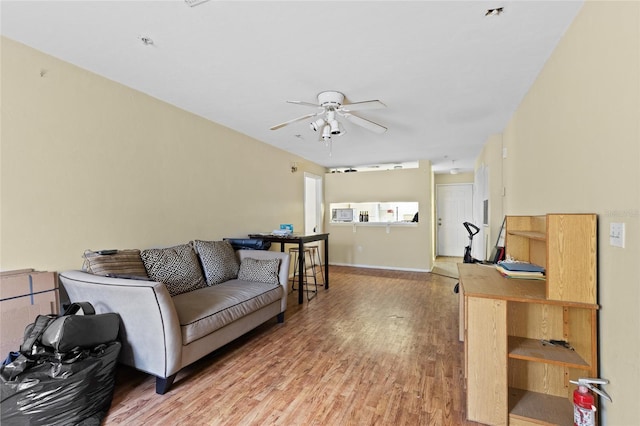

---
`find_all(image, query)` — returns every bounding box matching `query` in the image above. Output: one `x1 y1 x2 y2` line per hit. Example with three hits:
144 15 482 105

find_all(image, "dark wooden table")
248 233 329 304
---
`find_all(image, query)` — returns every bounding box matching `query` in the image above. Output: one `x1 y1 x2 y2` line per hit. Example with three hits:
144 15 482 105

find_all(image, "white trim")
328 222 418 227
328 262 430 273
303 172 323 234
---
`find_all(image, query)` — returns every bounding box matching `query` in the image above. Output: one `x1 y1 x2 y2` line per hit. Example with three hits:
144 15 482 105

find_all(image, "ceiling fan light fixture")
329 119 341 135
321 124 332 141
310 118 326 132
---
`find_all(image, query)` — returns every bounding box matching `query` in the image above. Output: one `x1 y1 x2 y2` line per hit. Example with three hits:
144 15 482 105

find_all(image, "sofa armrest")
236 250 290 312
59 270 182 379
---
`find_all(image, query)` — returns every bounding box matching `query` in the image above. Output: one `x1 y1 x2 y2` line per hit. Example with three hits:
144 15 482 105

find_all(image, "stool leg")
308 249 317 299
313 246 324 285
290 250 299 292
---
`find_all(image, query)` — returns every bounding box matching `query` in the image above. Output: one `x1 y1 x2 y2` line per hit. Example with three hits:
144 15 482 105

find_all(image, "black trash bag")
1 342 120 425
1 302 121 425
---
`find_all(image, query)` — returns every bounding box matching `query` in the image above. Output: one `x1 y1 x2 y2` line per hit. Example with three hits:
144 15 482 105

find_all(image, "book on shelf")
497 261 545 273
495 263 545 280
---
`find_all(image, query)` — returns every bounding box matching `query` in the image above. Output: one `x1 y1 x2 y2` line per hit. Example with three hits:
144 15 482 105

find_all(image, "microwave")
332 208 356 222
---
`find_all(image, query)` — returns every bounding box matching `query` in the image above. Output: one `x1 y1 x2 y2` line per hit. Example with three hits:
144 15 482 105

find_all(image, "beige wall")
0 37 326 271
325 161 432 271
484 2 639 423
475 134 505 253
433 171 473 185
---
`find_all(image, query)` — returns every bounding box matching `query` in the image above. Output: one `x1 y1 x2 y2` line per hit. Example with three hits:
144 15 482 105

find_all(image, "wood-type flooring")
104 265 481 426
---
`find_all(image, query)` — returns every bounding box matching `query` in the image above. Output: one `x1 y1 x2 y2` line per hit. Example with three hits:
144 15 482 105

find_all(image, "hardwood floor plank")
103 266 481 425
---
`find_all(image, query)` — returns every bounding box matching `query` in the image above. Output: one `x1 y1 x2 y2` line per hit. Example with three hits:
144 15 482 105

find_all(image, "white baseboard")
327 262 430 273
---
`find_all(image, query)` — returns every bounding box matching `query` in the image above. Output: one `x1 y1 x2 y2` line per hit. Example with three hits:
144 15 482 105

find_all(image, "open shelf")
508 336 590 369
507 230 546 241
508 387 573 426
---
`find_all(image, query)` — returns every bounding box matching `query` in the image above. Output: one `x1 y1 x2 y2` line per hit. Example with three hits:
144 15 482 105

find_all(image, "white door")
304 173 323 234
436 184 473 256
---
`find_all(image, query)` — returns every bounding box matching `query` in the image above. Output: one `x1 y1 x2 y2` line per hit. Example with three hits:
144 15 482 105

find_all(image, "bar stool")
289 244 324 300
306 244 325 285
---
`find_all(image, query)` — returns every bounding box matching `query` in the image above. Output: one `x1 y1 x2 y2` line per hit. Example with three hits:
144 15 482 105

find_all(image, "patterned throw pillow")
193 240 240 286
237 257 280 284
140 244 206 296
83 249 149 279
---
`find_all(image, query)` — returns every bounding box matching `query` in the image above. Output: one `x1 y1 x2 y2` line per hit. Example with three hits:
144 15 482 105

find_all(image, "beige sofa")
59 243 290 394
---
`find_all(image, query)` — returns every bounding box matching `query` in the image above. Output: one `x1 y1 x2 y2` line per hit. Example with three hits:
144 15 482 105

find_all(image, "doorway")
304 173 323 234
436 184 473 257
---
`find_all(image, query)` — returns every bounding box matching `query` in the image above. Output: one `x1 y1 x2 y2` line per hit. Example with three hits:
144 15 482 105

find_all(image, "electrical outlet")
609 222 625 248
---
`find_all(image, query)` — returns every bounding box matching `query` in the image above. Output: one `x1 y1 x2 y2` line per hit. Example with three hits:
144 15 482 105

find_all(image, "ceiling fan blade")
342 113 387 134
340 100 386 112
286 100 322 108
270 113 318 130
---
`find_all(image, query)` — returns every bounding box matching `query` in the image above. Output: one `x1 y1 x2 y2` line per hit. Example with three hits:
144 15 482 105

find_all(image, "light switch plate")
609 222 625 248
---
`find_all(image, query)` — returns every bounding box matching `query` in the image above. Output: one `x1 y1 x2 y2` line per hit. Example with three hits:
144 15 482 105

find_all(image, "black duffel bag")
224 238 271 251
1 302 121 426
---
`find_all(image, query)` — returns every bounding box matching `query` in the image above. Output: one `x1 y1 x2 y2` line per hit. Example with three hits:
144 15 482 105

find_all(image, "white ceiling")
1 1 583 173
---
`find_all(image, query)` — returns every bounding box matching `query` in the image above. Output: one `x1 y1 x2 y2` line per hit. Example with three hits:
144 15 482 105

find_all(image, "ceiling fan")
270 91 387 142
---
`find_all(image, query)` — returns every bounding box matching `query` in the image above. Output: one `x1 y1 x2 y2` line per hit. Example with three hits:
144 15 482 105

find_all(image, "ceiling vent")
485 7 504 16
185 0 209 7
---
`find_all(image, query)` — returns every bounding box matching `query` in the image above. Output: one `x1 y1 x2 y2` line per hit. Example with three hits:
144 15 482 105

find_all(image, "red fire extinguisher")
570 378 612 426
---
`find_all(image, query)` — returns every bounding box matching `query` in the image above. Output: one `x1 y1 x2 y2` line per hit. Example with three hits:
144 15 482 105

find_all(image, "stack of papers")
271 229 292 236
496 261 545 280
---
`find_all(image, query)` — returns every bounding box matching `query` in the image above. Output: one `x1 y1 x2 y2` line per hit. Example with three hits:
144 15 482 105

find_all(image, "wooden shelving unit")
460 214 598 426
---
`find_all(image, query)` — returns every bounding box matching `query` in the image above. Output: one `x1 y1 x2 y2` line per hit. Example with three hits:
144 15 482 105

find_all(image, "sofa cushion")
172 280 283 345
237 257 280 284
82 249 149 279
141 244 206 296
193 240 240 286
